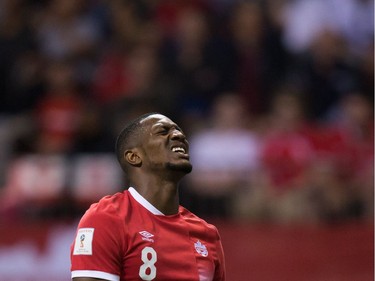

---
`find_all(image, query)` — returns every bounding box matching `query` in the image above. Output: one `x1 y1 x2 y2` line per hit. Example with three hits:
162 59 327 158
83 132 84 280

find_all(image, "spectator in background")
283 0 374 57
260 87 315 191
0 0 43 190
33 60 84 154
91 1 176 115
301 91 373 222
325 92 374 178
159 5 235 122
227 0 289 116
0 0 41 114
258 86 318 222
184 93 261 219
91 0 152 105
358 43 374 100
291 29 361 120
322 92 374 220
328 0 374 57
35 0 100 60
282 0 372 120
94 44 161 101
34 0 102 89
93 40 177 146
227 1 265 115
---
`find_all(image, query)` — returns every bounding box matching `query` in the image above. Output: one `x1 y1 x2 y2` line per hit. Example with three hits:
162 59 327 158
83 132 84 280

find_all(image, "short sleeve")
213 227 226 281
70 208 125 281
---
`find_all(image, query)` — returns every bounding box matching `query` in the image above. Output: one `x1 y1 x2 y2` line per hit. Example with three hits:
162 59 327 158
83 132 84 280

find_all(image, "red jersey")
70 187 225 281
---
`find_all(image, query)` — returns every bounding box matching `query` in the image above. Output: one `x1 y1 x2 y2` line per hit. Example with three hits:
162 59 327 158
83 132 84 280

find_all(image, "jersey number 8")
139 246 157 280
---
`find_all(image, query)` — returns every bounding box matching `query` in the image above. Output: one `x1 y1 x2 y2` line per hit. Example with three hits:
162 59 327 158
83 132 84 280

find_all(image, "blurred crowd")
0 0 373 224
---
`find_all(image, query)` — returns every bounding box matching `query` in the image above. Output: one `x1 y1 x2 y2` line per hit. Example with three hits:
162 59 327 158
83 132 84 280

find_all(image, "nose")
171 129 186 141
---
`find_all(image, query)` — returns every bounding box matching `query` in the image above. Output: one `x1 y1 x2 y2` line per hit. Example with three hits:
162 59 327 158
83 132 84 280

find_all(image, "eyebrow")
152 122 182 132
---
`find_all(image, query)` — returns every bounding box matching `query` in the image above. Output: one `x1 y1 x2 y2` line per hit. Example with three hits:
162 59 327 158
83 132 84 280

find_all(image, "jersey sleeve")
213 227 226 281
70 207 125 281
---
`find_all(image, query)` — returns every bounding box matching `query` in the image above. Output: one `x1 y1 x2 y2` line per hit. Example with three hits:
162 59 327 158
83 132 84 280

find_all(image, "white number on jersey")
139 246 157 280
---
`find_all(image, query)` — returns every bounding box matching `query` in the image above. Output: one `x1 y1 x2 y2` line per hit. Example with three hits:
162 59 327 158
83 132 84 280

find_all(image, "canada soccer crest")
194 240 208 257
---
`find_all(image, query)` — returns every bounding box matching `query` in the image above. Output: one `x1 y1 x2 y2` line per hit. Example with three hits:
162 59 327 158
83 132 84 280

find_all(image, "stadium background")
0 0 373 280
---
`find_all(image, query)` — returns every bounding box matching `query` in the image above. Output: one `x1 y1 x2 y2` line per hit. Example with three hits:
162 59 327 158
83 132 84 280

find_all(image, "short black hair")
115 112 159 171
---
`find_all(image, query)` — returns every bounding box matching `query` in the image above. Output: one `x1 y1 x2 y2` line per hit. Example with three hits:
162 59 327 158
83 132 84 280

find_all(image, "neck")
130 176 181 215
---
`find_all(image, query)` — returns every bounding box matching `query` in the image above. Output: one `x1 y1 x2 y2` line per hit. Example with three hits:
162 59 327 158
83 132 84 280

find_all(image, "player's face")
139 114 192 174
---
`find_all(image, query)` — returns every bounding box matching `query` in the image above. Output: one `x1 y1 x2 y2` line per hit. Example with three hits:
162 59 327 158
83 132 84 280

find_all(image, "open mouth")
171 146 186 154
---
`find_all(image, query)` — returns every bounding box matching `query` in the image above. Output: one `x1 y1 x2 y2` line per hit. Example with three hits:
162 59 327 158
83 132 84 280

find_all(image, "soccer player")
70 113 226 281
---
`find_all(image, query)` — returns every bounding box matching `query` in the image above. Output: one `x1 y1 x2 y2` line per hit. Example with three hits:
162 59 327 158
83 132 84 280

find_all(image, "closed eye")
157 130 168 135
155 126 169 135
153 123 184 136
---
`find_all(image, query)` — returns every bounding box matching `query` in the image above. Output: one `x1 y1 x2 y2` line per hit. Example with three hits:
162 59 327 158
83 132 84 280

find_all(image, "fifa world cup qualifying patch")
73 228 95 255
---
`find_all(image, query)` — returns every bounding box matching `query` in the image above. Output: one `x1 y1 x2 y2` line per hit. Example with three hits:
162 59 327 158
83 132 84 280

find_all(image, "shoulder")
79 191 131 226
180 206 220 237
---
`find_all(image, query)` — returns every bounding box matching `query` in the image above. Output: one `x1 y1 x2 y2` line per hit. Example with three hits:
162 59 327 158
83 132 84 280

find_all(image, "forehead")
141 114 175 128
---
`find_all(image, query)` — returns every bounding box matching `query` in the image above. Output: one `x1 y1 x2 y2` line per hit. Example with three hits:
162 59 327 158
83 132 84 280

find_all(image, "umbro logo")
139 231 154 242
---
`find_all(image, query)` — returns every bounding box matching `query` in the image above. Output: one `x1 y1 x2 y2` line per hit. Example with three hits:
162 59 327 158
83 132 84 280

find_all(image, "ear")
125 149 142 167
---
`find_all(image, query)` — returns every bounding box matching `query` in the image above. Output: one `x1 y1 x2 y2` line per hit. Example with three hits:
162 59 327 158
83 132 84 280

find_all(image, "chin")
167 162 193 174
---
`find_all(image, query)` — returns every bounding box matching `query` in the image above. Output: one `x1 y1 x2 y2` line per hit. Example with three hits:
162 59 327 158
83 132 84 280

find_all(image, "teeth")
172 147 185 154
